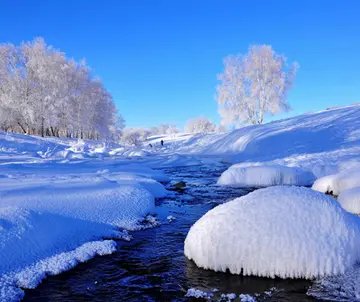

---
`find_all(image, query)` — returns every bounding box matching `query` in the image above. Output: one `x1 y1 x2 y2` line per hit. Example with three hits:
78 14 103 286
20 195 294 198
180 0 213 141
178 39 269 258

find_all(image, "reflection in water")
24 163 316 301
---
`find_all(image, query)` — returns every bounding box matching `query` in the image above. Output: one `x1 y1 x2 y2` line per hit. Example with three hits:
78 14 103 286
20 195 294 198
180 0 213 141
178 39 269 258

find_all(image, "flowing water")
24 163 316 301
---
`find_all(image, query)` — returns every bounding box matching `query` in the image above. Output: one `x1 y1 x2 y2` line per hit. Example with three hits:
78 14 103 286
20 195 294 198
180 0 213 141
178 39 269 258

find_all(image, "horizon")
1 0 360 129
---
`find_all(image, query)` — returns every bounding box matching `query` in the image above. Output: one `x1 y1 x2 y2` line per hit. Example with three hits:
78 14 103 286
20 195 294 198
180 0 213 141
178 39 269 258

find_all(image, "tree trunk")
41 118 45 137
18 122 27 134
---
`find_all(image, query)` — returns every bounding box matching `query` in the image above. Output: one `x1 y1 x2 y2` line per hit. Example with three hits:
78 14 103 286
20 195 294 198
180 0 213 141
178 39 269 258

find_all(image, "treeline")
0 37 123 139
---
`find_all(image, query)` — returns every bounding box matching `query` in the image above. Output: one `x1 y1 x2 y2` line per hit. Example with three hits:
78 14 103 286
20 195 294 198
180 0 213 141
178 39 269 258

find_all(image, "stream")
24 163 316 301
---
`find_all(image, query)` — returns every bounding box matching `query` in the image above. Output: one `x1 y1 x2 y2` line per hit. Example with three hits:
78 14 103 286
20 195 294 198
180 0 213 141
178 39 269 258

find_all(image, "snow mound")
184 186 360 279
312 168 360 195
338 187 360 214
217 165 315 187
0 179 155 230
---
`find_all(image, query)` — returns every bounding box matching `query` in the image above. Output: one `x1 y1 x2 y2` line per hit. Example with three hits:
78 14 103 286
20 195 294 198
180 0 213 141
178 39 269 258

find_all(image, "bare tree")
216 45 298 126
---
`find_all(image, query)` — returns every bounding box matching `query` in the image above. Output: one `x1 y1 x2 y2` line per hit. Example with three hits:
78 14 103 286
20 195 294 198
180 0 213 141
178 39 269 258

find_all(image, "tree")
121 128 142 146
158 123 179 135
0 37 122 140
184 116 215 134
216 45 298 126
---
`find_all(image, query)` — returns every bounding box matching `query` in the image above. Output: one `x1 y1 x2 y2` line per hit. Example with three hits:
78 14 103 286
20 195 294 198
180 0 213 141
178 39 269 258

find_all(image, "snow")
184 186 360 279
312 168 360 196
217 165 315 187
239 294 257 302
338 187 360 214
147 104 360 181
307 264 360 301
0 132 171 301
185 288 213 299
1 104 360 299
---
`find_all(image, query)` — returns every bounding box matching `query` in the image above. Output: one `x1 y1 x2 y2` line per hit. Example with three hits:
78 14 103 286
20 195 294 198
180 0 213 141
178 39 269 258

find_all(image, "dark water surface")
24 163 315 301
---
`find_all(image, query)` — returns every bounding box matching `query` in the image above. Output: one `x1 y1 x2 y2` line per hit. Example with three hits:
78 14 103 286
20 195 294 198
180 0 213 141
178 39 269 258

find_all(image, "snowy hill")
148 104 360 177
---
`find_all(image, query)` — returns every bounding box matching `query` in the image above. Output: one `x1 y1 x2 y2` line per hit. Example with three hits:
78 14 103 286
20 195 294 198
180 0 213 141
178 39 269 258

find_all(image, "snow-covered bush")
184 186 360 279
184 116 215 134
312 169 360 196
217 165 315 187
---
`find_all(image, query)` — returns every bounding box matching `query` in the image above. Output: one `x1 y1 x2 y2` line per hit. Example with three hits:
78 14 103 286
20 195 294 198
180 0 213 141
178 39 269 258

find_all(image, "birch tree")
216 45 298 126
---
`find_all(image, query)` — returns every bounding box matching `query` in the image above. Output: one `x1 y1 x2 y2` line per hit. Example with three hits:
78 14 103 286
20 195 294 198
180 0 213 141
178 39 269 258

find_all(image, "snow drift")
338 187 360 214
184 186 360 279
312 168 360 196
217 165 315 187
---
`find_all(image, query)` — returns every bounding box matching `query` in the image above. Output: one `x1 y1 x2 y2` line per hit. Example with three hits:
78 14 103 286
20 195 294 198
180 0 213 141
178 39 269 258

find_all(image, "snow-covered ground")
0 134 172 301
148 104 360 179
1 104 360 300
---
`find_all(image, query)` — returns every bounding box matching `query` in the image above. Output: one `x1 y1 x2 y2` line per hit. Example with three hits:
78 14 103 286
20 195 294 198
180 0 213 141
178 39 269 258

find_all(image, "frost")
167 215 176 221
239 294 257 302
185 288 213 299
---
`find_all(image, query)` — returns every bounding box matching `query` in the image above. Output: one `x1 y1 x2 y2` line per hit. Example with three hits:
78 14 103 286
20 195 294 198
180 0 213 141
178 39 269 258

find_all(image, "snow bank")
0 206 121 301
0 155 168 300
0 178 155 230
312 168 360 195
217 165 315 187
338 187 360 214
184 186 360 279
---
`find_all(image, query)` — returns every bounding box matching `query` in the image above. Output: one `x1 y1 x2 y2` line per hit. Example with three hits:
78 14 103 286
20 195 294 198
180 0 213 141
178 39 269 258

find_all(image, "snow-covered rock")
312 168 360 195
217 165 315 187
184 186 360 279
338 187 360 214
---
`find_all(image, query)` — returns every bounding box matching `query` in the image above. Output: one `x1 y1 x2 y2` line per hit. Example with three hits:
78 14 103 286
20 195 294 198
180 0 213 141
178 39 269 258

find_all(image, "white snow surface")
0 133 170 301
217 165 315 187
147 105 360 180
184 186 360 279
312 168 360 196
338 187 360 214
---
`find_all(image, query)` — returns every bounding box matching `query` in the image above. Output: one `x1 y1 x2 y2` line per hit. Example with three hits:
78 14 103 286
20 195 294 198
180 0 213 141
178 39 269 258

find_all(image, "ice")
239 294 257 302
308 264 360 301
184 186 360 279
338 187 360 214
185 288 213 299
217 165 315 187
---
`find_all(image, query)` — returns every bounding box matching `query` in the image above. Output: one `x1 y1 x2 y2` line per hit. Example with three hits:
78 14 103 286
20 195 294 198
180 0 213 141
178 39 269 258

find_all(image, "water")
24 163 316 301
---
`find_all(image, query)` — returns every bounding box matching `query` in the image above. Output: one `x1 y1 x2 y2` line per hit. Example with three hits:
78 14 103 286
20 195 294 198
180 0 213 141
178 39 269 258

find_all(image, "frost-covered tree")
158 123 179 135
184 116 215 134
216 45 298 126
121 128 142 146
0 38 122 140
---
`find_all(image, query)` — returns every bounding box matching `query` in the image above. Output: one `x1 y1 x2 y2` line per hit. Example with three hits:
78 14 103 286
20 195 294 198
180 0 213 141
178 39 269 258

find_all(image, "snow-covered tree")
158 123 179 135
0 38 122 140
216 45 298 126
121 128 142 146
184 116 215 134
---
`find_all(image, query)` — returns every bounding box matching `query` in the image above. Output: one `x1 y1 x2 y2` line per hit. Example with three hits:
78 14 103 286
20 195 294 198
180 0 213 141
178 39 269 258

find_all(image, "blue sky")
1 1 360 128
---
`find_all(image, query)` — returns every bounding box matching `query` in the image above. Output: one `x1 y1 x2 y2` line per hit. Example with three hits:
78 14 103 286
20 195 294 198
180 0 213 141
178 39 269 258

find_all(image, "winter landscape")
1 1 360 302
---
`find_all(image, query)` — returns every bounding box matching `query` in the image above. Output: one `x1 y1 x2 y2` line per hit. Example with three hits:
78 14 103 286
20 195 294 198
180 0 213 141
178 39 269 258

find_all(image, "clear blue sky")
1 1 360 128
